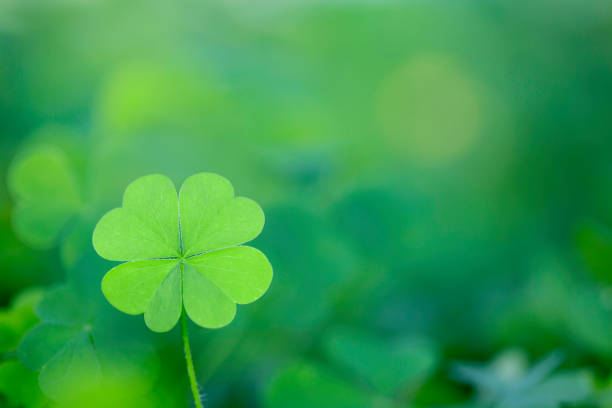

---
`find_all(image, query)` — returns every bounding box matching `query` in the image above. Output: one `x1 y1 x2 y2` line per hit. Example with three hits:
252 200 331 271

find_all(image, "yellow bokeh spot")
377 54 483 166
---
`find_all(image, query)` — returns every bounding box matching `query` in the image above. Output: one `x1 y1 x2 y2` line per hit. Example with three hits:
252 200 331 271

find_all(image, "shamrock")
7 126 96 270
92 173 273 332
323 327 438 396
7 126 87 247
18 285 159 402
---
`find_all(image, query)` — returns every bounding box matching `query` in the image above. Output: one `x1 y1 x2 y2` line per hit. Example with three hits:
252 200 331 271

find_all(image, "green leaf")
186 246 273 304
93 173 272 332
179 173 264 257
144 264 182 332
265 361 372 408
19 323 82 371
8 145 81 248
183 262 236 328
92 174 180 261
324 327 438 395
255 205 357 331
38 331 102 401
17 285 159 402
35 285 90 326
101 260 179 315
6 130 94 269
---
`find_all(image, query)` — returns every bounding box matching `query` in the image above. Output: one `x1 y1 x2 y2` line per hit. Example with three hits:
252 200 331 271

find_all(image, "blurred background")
1 0 612 407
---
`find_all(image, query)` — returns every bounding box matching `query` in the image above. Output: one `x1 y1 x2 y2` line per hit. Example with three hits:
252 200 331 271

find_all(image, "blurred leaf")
265 361 372 408
330 188 410 261
18 285 159 402
492 255 612 358
323 327 438 395
256 205 357 331
6 126 92 269
452 349 593 408
8 144 82 248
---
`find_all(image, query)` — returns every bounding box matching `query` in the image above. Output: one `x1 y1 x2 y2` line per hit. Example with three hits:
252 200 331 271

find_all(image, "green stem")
181 308 203 408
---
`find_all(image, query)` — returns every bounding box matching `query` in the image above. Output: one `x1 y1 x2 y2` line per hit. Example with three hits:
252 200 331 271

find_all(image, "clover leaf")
0 288 45 407
265 361 373 408
8 144 82 249
7 126 86 250
264 328 438 408
92 173 273 332
18 285 159 402
255 206 357 332
323 327 438 396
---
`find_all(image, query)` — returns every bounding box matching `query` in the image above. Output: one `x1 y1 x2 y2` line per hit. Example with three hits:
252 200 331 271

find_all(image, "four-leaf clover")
92 173 273 332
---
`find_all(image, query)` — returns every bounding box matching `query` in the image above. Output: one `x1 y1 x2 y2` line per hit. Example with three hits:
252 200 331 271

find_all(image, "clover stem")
181 308 203 408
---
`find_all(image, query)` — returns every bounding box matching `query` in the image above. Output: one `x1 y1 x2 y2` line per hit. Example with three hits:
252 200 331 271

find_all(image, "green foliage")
0 289 46 407
2 0 612 405
265 361 372 408
451 350 593 408
493 256 612 359
17 285 159 402
93 173 273 331
255 206 357 331
323 327 438 395
264 328 438 408
8 143 82 248
0 287 42 353
575 220 612 284
6 127 92 270
0 359 47 408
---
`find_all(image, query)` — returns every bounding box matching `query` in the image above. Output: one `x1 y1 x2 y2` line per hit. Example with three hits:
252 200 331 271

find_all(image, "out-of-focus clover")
265 361 373 408
0 288 46 408
451 349 593 408
255 205 357 332
264 328 438 408
92 173 273 331
323 327 438 396
18 285 159 402
7 125 93 268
